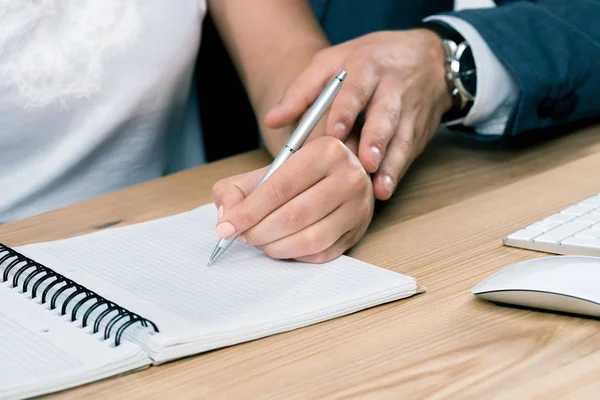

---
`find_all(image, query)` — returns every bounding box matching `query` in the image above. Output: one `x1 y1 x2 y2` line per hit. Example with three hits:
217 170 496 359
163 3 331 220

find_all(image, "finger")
260 203 356 260
344 124 361 154
242 173 348 246
357 78 402 173
212 167 267 214
325 52 378 141
373 116 415 201
216 138 344 239
418 107 444 154
265 58 339 129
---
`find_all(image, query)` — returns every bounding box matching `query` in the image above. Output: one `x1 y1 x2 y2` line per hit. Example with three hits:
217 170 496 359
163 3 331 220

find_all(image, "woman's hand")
211 136 374 263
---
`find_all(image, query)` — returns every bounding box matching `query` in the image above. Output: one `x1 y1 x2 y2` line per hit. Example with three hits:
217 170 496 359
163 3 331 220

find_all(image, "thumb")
212 167 268 222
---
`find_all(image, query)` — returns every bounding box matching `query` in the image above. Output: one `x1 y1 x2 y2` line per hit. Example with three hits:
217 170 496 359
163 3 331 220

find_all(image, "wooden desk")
3 124 600 399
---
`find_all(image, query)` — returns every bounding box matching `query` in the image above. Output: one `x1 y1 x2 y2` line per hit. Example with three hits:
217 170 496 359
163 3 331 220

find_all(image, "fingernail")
236 234 247 244
368 147 382 169
333 122 346 138
215 222 236 238
218 205 224 219
382 175 395 195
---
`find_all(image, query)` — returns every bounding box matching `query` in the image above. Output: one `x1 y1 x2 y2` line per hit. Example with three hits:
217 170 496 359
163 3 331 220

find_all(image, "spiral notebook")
0 203 419 399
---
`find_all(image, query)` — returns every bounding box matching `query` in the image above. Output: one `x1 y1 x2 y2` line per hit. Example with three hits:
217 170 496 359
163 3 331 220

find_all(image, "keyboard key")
575 213 600 223
525 220 561 232
504 192 600 257
545 213 577 223
533 221 593 244
507 229 544 241
574 228 600 239
560 205 597 216
561 237 600 250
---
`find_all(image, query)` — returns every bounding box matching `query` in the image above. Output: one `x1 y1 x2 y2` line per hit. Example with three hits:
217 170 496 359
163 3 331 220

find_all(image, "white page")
15 204 418 362
0 282 150 400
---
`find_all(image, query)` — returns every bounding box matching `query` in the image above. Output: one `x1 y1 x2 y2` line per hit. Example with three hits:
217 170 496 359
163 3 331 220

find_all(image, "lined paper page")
16 204 417 360
0 312 82 388
0 282 150 399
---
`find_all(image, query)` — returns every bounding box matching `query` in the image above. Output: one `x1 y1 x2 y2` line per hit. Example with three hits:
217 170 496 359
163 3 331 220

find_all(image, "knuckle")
211 180 228 198
304 252 330 264
357 199 374 219
348 80 370 104
262 245 284 260
397 135 414 155
265 180 292 207
282 206 308 232
347 165 369 188
287 81 312 108
344 231 362 253
235 206 257 229
313 248 341 264
314 253 331 264
379 102 400 125
404 84 421 103
302 230 326 255
338 107 357 127
343 146 368 173
320 136 347 161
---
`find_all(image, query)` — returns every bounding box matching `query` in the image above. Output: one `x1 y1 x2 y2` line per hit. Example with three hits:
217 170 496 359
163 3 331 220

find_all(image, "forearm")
208 0 329 155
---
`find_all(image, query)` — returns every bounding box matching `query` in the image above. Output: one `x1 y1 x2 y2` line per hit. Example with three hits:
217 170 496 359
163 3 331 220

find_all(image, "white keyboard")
504 192 600 257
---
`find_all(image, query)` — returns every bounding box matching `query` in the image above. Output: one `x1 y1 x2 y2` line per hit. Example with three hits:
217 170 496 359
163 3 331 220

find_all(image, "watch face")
458 45 477 97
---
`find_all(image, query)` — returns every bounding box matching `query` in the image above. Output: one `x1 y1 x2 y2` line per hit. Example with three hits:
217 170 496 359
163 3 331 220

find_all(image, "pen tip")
336 70 347 82
207 246 225 267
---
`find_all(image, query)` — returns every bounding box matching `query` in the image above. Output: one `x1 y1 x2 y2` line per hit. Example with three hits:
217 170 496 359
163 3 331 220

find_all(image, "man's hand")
265 29 453 200
211 136 374 263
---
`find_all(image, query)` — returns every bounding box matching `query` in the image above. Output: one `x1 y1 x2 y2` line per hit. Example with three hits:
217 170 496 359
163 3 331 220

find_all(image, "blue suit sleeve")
447 0 600 137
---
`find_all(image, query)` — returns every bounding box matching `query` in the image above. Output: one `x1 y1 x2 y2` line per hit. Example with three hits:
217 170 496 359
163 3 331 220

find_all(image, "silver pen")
207 70 347 266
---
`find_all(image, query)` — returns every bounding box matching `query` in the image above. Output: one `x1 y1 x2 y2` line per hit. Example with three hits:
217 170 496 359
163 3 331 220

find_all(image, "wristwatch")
422 20 477 123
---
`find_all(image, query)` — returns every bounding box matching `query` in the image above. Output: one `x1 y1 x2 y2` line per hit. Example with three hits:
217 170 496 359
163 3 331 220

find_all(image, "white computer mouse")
472 255 600 317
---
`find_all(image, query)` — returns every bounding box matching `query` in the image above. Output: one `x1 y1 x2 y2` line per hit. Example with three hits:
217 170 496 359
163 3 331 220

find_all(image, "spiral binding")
0 242 159 346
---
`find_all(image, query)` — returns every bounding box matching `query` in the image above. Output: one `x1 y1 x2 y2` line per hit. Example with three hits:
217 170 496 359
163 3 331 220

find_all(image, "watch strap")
421 20 473 123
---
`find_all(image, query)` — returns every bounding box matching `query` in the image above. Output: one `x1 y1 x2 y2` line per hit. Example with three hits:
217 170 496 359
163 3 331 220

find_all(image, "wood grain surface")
3 124 600 399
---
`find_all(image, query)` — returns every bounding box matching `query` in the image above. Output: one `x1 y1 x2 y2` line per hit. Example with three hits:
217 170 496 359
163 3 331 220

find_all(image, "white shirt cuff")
424 15 519 135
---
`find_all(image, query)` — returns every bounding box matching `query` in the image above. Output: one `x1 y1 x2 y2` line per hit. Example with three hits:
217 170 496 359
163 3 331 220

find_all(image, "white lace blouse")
0 0 207 223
